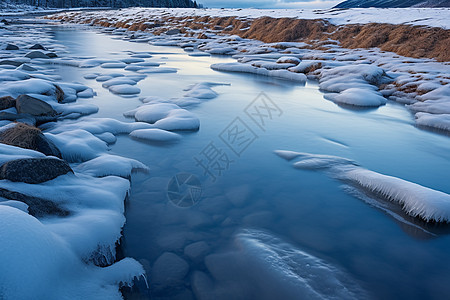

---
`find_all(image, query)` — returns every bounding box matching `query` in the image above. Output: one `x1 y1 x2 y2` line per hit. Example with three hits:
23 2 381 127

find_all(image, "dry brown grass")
45 13 450 61
0 123 42 150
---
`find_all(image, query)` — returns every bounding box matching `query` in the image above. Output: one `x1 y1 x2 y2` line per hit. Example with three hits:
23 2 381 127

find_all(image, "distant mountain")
334 0 450 8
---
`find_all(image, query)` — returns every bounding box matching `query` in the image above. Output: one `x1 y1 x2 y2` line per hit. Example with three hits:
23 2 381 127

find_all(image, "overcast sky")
199 0 343 9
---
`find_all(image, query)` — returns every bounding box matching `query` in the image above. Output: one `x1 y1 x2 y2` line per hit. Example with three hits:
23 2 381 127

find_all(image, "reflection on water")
48 25 450 299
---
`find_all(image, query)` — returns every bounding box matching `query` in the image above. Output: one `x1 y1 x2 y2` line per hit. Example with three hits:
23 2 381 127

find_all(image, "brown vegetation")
46 13 450 61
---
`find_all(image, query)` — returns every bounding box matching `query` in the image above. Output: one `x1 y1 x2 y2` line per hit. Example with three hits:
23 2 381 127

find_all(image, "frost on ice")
196 229 366 300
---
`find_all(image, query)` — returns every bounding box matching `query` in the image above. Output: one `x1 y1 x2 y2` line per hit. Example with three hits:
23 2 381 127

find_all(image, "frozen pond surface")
45 24 450 299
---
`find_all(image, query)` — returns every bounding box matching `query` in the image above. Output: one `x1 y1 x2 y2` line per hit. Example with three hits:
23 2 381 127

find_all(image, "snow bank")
415 112 450 132
0 206 144 300
74 154 149 177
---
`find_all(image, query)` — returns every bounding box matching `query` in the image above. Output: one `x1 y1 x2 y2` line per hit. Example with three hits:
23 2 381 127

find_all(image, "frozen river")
14 21 450 299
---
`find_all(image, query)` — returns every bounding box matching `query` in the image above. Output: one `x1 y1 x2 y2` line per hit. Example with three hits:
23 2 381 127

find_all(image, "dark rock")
0 188 69 217
166 28 181 35
25 51 50 59
46 52 57 58
0 60 23 67
0 157 73 184
54 84 65 103
19 64 37 71
0 123 61 157
0 96 16 110
0 111 35 125
15 94 57 117
29 43 46 50
5 44 19 50
151 252 189 288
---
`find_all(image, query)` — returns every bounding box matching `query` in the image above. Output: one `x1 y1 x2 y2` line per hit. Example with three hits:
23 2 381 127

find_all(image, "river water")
37 22 450 299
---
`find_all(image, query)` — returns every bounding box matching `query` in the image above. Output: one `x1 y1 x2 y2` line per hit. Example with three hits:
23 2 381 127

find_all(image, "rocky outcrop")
0 157 73 184
0 123 62 157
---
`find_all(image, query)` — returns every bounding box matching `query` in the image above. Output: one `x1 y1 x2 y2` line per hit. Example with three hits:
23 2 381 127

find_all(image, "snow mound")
325 88 387 107
44 117 152 135
102 78 137 88
75 154 149 177
45 129 108 162
415 112 450 132
0 205 143 300
134 103 200 131
130 128 181 142
109 84 141 95
184 82 219 99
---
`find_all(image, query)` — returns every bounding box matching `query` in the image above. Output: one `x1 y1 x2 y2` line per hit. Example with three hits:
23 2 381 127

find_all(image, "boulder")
0 188 69 217
19 64 37 71
46 52 58 58
15 94 57 117
5 44 19 50
54 84 65 103
0 111 35 125
166 29 181 35
25 51 50 59
0 157 73 184
0 96 16 110
0 123 62 157
151 252 189 288
184 241 210 262
29 43 46 50
0 60 22 67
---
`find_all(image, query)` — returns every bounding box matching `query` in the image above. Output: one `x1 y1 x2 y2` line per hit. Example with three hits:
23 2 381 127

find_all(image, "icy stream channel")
24 23 450 299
